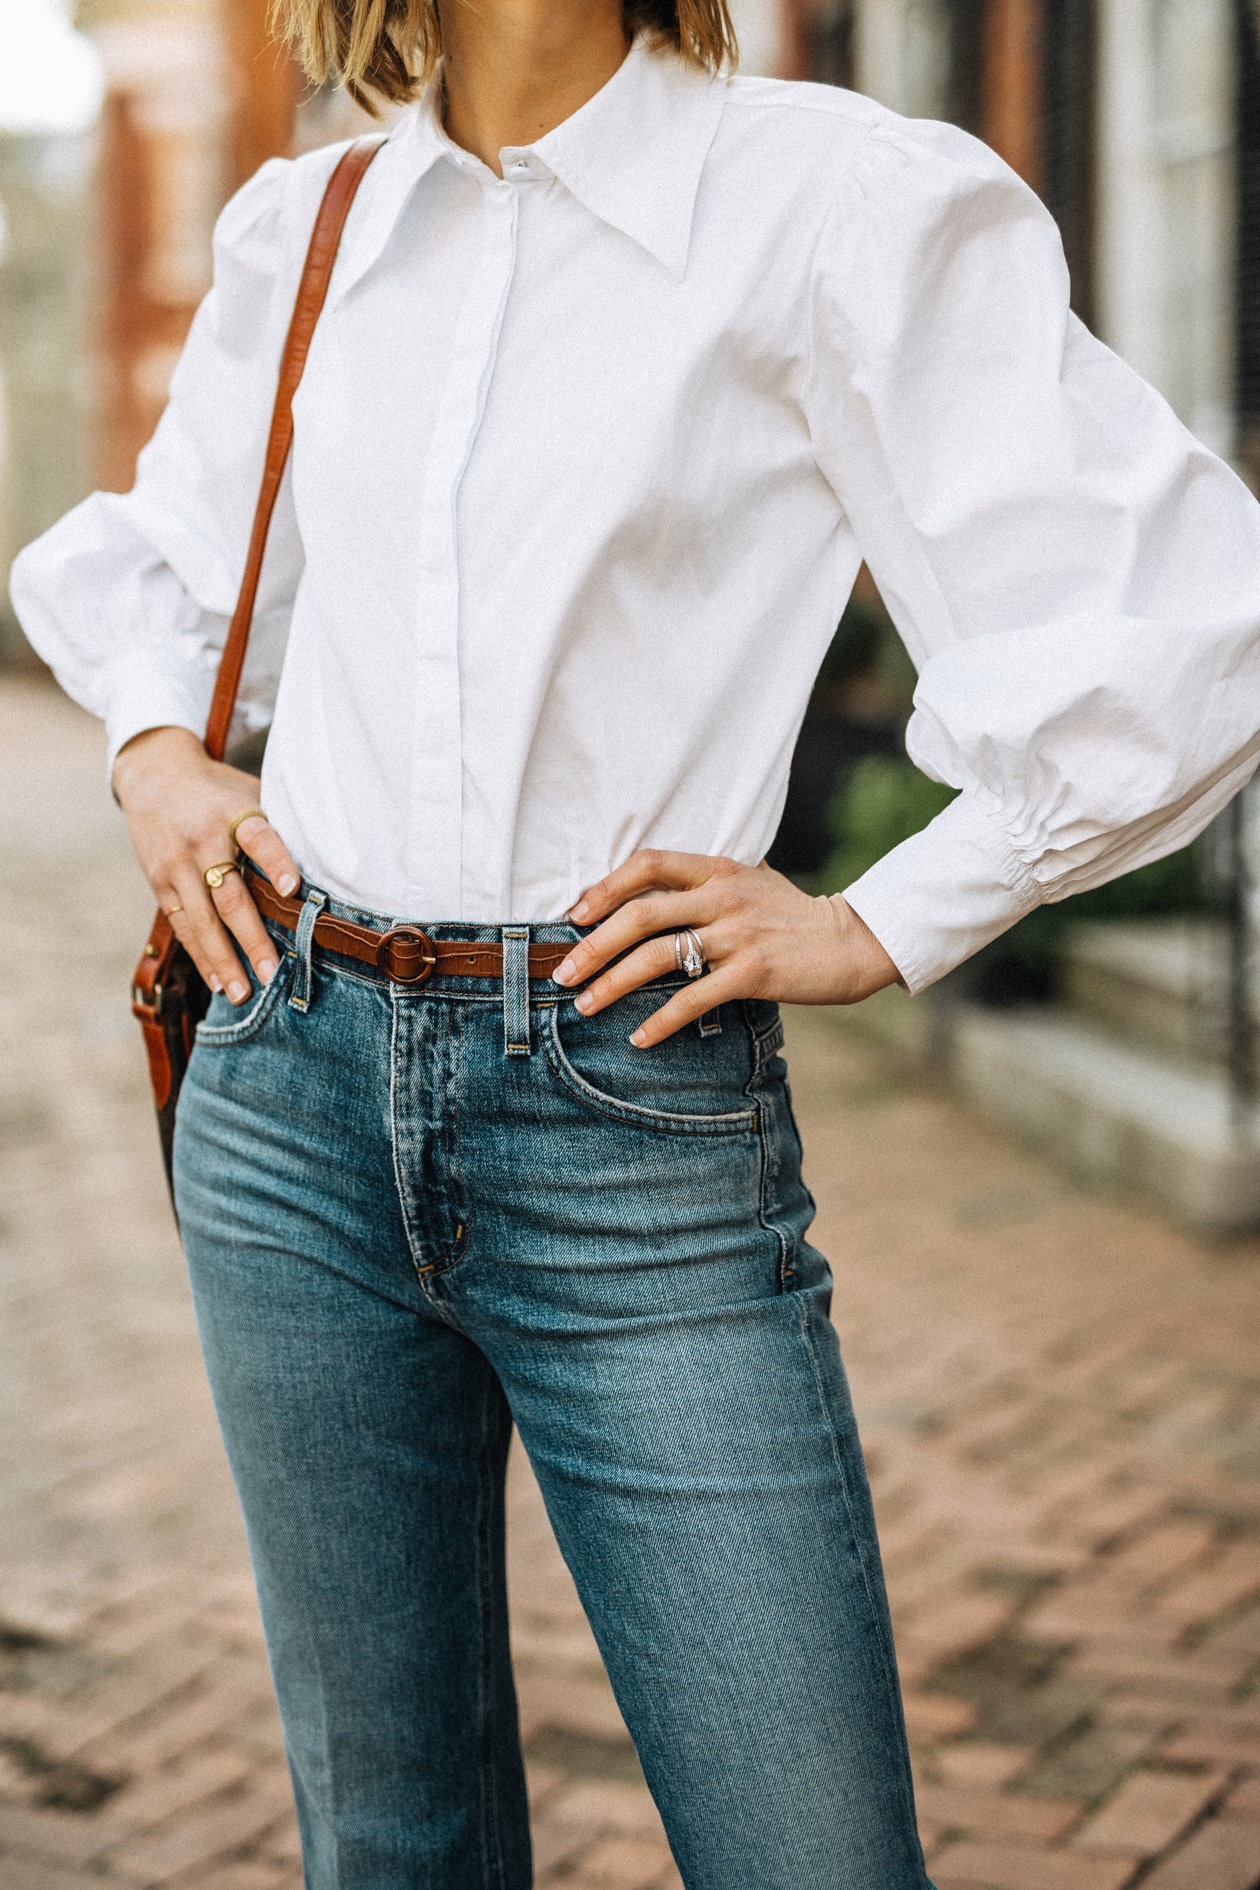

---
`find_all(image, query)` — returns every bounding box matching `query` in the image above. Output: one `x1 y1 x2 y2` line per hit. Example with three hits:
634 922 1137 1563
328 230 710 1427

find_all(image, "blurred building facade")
0 121 95 665
836 0 1244 467
0 0 304 660
79 0 301 494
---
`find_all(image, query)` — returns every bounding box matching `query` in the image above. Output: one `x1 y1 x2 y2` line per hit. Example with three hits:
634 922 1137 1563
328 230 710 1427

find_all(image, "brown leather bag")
130 135 385 1204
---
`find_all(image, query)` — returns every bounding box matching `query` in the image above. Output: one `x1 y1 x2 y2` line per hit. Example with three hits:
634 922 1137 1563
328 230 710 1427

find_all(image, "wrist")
112 725 203 806
824 893 902 1003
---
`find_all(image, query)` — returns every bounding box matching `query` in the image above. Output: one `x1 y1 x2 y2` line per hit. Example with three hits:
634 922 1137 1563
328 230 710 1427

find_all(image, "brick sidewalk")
2 675 1259 1889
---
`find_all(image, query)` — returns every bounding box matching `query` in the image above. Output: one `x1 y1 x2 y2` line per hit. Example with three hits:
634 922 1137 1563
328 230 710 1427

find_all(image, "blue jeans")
174 884 932 1890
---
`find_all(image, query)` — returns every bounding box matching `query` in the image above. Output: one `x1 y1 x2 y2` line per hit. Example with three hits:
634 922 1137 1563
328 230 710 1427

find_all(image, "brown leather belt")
247 869 572 987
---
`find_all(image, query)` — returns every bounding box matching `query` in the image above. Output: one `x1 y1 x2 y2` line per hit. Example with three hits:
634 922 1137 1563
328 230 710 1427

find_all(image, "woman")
12 0 1260 1884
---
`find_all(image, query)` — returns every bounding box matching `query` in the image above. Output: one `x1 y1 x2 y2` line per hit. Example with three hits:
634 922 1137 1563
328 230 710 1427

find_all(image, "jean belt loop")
288 887 327 1014
698 1007 723 1039
502 925 531 1057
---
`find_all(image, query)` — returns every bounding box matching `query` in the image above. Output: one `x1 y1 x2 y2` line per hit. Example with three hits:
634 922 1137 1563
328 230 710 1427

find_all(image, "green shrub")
817 756 958 895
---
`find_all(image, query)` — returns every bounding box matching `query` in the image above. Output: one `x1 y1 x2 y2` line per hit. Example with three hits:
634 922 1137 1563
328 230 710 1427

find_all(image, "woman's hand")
113 725 301 1004
550 850 901 1046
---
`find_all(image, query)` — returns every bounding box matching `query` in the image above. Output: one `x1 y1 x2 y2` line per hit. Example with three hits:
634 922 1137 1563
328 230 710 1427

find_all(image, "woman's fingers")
161 907 222 994
117 741 298 1005
553 887 720 990
207 869 280 991
183 805 289 999
569 849 736 924
558 848 744 989
568 932 683 1016
165 869 252 1001
552 852 902 1046
162 871 277 1008
235 815 300 898
163 835 282 1003
628 965 743 1048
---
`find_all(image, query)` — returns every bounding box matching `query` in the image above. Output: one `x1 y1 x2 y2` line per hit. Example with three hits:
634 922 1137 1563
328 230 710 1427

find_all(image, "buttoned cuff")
840 789 1042 996
103 647 215 783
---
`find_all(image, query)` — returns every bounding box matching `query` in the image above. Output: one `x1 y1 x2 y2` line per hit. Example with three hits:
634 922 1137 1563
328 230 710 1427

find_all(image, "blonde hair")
274 0 737 113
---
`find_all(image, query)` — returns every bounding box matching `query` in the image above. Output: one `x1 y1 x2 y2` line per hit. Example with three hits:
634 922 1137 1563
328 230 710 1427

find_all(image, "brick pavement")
2 673 1259 1889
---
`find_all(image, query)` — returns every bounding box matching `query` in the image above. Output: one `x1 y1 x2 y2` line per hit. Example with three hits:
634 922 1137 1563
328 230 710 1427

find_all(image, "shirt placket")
407 172 520 916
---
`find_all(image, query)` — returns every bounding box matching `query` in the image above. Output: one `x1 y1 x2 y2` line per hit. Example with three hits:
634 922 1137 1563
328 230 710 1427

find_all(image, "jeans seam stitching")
475 1373 503 1889
307 961 388 993
424 1002 470 1277
798 1299 923 1865
743 1002 798 1288
389 988 436 1286
450 1002 469 1245
749 1023 793 1290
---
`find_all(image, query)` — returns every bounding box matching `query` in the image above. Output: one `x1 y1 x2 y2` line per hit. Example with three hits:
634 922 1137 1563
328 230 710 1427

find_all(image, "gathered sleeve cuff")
840 788 1041 995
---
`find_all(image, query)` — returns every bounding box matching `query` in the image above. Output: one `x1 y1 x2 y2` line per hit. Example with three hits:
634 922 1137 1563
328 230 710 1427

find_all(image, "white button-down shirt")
13 41 1260 992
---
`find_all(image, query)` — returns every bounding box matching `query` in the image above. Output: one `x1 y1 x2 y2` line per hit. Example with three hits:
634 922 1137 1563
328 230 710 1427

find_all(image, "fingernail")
277 874 298 897
575 990 594 1013
552 957 576 986
209 973 223 993
630 1028 647 1047
228 980 249 1004
259 958 278 984
569 901 589 922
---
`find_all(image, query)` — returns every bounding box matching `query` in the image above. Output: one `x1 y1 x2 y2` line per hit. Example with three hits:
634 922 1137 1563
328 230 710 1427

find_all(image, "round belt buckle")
375 925 437 986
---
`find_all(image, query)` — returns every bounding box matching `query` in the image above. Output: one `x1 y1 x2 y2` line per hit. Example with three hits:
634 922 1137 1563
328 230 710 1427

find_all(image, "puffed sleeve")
806 114 1260 994
8 146 342 776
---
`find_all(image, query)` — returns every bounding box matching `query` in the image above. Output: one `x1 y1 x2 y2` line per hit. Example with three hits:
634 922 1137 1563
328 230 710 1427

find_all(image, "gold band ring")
164 903 184 917
227 807 267 845
203 861 241 890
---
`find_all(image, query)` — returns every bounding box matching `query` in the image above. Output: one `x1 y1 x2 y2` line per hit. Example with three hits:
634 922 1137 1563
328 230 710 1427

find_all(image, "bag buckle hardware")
131 981 163 1021
375 925 438 986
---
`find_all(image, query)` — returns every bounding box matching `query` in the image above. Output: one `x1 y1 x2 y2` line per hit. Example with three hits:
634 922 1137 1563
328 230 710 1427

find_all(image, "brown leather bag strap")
202 134 386 761
131 134 386 1084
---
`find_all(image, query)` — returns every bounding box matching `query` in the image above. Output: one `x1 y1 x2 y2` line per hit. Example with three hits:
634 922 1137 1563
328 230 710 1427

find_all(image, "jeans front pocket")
194 956 295 1049
541 994 759 1136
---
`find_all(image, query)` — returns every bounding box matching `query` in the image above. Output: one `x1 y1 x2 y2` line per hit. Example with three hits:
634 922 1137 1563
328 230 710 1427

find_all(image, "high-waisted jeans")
174 883 933 1890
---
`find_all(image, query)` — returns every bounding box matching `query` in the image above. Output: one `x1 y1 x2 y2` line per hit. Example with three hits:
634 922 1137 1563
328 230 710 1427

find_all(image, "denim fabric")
174 886 934 1890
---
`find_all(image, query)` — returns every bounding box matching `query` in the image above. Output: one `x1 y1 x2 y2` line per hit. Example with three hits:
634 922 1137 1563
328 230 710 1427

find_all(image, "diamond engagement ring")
675 928 708 979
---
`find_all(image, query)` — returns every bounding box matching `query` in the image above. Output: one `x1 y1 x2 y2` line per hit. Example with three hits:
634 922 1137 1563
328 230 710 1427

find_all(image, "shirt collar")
526 40 727 277
331 38 727 303
329 103 450 307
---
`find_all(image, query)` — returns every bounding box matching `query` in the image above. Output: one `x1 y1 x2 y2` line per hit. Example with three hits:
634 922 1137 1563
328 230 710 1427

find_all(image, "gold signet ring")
227 807 267 845
204 861 242 890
